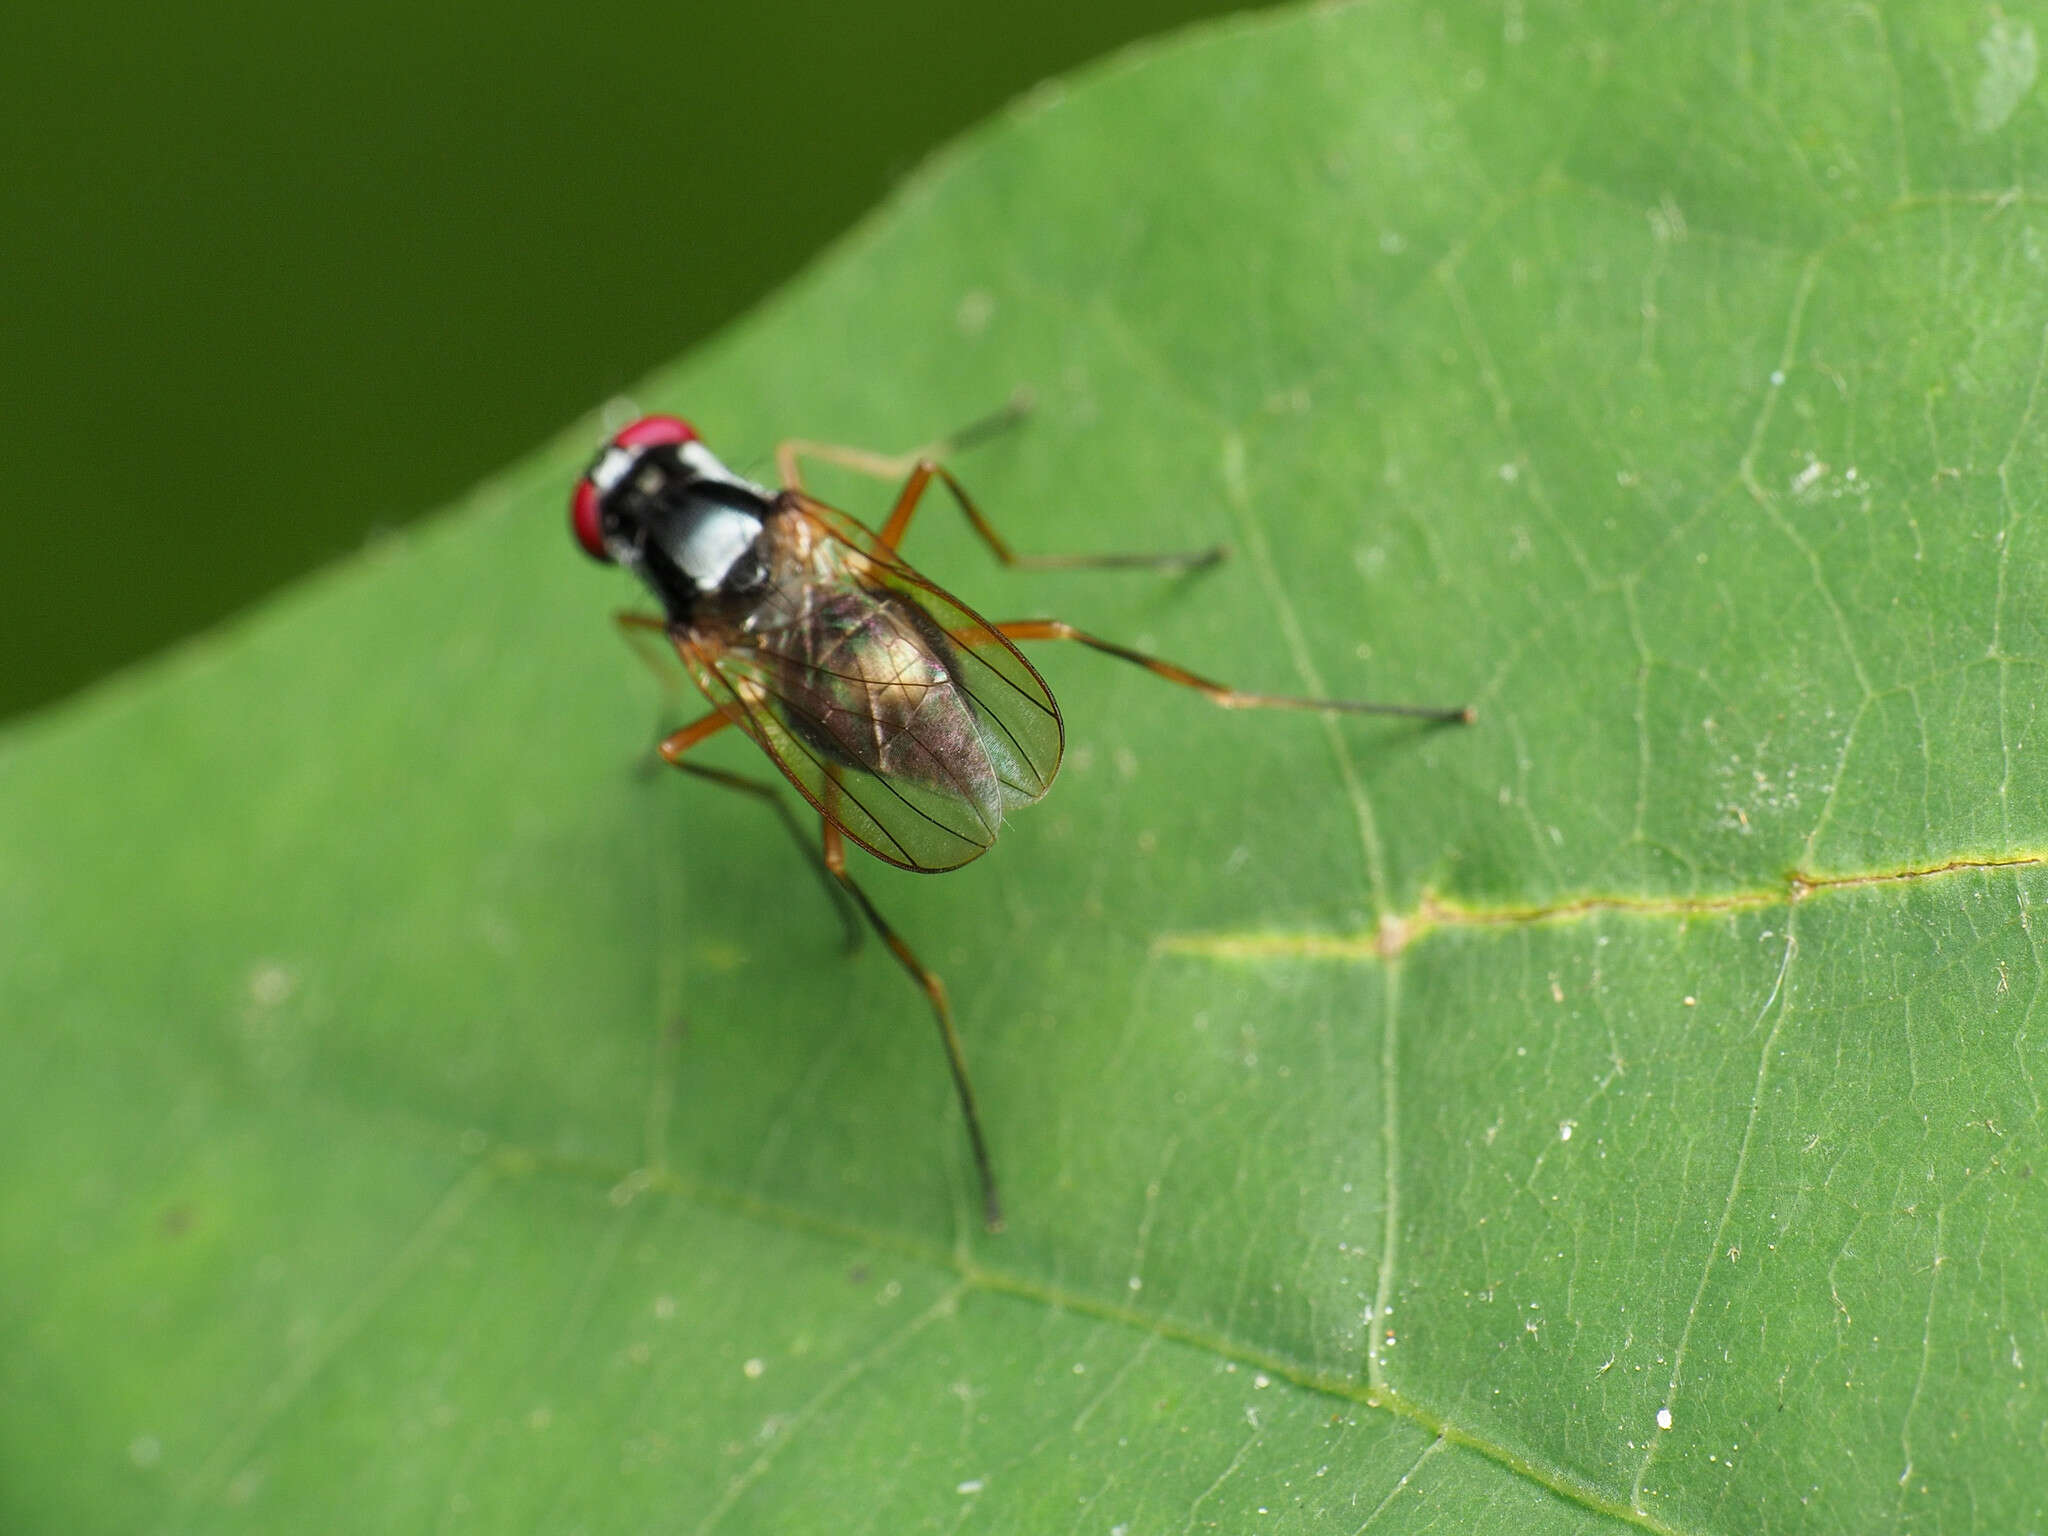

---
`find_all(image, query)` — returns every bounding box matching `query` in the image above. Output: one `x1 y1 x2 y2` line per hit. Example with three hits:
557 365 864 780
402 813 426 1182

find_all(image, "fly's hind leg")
818 782 1005 1234
776 393 1224 573
993 619 1476 723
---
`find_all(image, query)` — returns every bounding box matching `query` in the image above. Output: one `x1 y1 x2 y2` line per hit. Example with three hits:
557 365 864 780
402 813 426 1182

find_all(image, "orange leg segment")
649 708 860 952
776 394 1222 572
994 619 1476 723
820 788 1005 1234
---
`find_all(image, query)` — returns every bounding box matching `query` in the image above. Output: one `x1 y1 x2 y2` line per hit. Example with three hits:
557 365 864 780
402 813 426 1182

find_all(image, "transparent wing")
676 499 1063 873
796 494 1065 799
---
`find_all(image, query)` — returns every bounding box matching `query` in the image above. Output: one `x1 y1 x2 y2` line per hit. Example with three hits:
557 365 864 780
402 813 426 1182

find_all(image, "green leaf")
6 0 2047 1529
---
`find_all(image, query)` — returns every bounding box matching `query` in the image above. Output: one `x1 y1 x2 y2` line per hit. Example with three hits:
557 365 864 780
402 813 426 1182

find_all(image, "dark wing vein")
945 662 1052 799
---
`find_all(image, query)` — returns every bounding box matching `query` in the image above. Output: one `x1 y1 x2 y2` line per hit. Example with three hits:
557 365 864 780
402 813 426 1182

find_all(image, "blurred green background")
1 0 1255 725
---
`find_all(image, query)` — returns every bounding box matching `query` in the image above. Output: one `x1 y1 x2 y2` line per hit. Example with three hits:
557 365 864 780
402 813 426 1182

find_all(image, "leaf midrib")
1157 850 2048 964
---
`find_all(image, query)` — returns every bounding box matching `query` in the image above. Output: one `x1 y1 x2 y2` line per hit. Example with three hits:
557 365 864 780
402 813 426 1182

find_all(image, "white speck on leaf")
247 963 295 1007
1974 16 2039 133
955 290 994 336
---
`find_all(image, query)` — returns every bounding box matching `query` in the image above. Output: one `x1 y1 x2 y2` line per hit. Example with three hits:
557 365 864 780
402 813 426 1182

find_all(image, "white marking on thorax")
678 440 769 496
672 505 763 591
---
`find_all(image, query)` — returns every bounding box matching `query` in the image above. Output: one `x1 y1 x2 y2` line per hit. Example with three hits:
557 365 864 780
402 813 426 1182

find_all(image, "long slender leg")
994 619 1476 723
774 391 1032 491
650 708 862 951
819 789 1005 1233
777 400 1223 573
868 461 1224 572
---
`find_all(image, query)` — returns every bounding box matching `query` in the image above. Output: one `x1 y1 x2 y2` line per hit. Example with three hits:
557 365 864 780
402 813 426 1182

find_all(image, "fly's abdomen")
766 589 1006 830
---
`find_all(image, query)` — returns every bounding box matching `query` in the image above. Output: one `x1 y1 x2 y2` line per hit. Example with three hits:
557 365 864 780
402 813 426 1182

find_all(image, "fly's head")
571 414 774 621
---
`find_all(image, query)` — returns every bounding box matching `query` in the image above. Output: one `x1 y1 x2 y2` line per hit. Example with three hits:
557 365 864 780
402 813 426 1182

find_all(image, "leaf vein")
1630 925 1797 1510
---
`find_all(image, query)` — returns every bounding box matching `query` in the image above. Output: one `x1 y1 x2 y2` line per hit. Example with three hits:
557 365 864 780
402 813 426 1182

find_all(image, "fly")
570 400 1472 1231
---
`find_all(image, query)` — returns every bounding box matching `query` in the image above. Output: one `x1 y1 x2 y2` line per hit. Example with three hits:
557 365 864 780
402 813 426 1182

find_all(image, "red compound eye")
570 479 609 561
569 414 701 562
612 413 697 450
